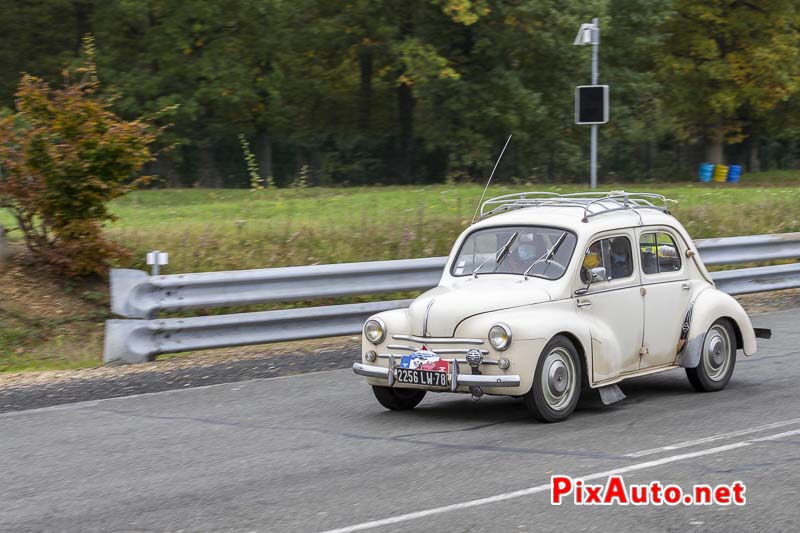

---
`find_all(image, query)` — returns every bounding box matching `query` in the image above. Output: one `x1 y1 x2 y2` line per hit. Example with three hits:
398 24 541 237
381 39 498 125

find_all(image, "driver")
506 232 547 273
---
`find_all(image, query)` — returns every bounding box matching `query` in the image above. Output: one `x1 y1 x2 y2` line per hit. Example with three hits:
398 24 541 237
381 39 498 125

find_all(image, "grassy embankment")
2 170 800 372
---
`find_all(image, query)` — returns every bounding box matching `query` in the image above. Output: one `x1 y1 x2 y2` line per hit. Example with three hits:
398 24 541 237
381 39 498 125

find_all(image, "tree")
0 38 159 276
657 0 800 164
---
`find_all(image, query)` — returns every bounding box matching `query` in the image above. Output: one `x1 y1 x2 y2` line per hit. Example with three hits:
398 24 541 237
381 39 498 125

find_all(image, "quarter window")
640 232 681 274
580 236 634 283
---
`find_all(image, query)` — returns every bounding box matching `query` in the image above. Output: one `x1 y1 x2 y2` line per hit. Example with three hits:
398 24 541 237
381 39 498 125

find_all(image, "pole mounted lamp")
573 18 608 190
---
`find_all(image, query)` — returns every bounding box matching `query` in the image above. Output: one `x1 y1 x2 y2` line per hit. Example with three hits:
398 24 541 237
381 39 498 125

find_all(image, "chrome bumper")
352 362 521 389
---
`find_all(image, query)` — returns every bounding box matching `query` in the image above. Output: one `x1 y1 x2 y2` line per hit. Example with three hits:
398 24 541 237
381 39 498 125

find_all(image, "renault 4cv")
353 192 770 422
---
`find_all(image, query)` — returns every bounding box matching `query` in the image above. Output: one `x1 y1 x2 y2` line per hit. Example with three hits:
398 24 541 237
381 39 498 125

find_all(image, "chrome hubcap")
703 324 732 381
541 347 576 411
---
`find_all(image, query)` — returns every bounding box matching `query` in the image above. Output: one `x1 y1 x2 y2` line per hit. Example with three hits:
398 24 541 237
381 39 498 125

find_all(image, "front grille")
382 335 497 364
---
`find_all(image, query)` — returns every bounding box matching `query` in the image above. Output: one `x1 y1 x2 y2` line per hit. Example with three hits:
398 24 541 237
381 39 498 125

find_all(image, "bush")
0 37 159 276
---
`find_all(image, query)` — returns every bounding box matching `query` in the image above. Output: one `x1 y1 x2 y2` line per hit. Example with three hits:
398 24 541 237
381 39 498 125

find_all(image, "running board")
597 384 626 405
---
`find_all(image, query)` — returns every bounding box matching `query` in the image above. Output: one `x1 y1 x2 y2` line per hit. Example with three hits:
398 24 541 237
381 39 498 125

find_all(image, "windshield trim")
449 224 578 280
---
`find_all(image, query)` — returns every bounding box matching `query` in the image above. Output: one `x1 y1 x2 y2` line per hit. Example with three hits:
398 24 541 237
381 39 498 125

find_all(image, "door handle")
681 282 691 291
577 299 592 308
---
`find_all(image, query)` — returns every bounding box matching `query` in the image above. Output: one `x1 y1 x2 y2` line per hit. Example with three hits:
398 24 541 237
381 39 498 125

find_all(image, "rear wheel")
372 386 426 410
686 319 736 392
523 335 582 423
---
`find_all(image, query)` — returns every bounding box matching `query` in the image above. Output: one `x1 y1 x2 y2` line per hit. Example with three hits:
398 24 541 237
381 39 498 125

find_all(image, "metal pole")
152 250 160 276
590 18 599 190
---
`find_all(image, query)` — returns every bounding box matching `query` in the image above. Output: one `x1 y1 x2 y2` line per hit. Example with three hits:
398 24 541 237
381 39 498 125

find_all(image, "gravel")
0 340 359 413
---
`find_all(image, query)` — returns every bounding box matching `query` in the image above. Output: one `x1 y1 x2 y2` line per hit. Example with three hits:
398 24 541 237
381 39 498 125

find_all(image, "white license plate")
395 368 448 387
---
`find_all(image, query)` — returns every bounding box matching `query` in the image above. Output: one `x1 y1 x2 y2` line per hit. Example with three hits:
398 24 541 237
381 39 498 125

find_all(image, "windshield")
451 226 577 280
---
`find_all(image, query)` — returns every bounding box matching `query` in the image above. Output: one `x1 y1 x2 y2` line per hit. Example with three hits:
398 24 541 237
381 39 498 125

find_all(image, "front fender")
454 299 593 391
677 288 756 368
360 308 410 356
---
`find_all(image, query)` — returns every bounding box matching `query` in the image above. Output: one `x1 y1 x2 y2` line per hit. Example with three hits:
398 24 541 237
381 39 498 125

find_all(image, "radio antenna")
471 133 512 224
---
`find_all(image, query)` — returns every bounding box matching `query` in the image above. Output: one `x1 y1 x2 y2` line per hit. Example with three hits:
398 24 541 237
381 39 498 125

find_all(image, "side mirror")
589 266 607 283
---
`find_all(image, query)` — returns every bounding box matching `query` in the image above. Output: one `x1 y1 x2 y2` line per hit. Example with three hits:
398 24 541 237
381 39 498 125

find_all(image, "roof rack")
479 191 674 223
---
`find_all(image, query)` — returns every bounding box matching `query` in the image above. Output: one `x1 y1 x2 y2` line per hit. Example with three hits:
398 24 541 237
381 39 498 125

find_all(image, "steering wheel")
529 258 566 274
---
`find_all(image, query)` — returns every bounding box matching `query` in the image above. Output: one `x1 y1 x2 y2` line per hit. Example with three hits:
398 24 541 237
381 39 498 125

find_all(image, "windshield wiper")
523 232 568 280
474 232 518 278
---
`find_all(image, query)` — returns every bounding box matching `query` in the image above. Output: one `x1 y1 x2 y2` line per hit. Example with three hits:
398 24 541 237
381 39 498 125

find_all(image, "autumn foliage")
0 40 158 277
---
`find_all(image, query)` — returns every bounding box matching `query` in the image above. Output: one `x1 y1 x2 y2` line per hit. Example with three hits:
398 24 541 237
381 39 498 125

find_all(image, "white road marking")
624 417 800 457
751 428 800 442
320 429 800 533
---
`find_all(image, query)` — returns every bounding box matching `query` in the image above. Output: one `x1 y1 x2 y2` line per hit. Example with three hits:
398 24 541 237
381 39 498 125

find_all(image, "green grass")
4 178 800 273
99 179 800 273
3 173 800 372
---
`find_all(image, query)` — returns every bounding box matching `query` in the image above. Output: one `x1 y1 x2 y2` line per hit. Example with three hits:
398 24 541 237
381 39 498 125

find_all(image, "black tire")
686 319 736 392
371 386 426 410
523 335 582 423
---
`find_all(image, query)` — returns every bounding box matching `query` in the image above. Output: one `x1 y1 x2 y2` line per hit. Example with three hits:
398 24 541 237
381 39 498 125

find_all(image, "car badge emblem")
466 349 483 368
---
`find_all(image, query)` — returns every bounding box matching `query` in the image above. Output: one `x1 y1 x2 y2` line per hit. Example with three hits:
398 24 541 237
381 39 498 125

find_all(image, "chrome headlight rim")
489 323 512 351
364 318 386 345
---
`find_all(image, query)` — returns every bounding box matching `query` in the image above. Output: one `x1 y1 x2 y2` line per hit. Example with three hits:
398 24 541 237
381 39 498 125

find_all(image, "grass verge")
2 173 800 372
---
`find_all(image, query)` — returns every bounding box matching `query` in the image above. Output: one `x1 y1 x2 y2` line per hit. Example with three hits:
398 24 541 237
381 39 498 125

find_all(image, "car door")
637 228 692 369
574 231 644 383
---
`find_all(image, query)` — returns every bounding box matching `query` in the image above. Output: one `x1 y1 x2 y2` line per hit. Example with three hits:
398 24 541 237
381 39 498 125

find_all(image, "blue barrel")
698 163 714 182
727 165 742 183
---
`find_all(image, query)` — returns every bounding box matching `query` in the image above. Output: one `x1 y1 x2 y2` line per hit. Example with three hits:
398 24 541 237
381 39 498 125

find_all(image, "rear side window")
640 232 681 274
581 236 634 283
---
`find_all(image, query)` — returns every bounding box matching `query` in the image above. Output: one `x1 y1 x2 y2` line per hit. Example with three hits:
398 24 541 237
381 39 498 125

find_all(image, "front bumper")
352 362 521 391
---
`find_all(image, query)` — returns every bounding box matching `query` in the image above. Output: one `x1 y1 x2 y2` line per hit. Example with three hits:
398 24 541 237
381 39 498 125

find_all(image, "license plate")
395 368 449 387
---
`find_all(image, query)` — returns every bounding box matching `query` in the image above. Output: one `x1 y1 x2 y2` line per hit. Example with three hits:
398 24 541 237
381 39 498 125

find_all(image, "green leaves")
656 0 800 151
0 45 160 276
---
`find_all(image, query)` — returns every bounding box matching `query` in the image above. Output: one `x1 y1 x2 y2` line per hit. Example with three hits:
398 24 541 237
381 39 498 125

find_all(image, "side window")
640 232 681 274
581 236 634 283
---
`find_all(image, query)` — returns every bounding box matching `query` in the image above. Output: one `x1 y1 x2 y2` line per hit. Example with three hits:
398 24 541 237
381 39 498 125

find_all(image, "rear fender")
677 288 756 368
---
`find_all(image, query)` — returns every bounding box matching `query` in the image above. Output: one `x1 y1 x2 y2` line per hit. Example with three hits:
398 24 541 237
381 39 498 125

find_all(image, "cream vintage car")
353 192 771 422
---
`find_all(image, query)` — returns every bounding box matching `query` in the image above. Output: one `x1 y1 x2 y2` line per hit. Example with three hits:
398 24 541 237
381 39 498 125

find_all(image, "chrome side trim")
387 344 416 351
385 345 490 356
378 353 495 363
422 299 435 337
392 334 484 345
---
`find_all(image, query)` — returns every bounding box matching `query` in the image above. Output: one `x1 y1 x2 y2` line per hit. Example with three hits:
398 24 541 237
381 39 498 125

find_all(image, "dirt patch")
735 289 800 315
0 244 109 372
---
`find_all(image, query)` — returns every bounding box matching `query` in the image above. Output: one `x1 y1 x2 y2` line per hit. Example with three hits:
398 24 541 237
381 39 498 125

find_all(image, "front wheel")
372 386 426 410
523 335 582 423
686 319 736 392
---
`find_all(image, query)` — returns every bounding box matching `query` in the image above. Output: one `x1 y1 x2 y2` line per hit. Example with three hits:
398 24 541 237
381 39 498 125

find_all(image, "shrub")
0 37 159 276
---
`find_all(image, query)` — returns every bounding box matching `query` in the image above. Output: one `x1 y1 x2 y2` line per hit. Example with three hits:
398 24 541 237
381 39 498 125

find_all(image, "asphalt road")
2 309 799 532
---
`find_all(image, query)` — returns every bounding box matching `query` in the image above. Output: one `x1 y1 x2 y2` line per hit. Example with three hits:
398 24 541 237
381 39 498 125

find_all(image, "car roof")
469 204 684 238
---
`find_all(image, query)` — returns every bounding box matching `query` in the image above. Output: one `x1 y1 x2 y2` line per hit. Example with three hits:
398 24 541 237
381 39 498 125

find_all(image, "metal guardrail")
104 232 800 364
110 257 447 319
694 232 800 266
105 300 412 364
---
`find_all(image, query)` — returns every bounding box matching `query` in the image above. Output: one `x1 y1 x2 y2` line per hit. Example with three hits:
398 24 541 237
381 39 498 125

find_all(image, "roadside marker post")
146 250 169 276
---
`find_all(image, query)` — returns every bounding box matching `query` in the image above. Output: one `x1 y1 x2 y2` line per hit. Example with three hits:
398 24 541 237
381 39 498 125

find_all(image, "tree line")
2 0 800 187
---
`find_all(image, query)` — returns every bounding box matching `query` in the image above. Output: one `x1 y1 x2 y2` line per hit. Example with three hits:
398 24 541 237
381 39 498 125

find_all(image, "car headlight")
364 318 386 344
489 323 512 351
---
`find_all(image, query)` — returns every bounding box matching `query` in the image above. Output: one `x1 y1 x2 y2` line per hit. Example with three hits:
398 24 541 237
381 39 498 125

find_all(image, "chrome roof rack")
479 191 675 223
